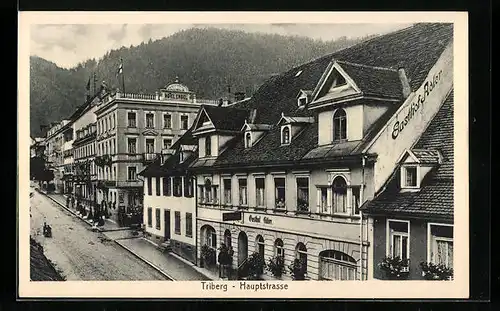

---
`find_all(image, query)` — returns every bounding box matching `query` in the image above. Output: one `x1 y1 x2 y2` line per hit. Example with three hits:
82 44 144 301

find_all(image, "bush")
266 256 285 278
378 256 410 280
247 252 265 280
201 244 216 267
420 262 453 280
288 258 307 280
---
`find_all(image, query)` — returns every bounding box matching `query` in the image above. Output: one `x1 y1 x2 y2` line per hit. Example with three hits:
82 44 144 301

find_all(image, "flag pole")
121 58 126 94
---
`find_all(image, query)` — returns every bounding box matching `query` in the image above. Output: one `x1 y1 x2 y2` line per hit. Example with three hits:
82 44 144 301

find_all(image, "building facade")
44 120 70 192
182 23 453 281
94 78 218 226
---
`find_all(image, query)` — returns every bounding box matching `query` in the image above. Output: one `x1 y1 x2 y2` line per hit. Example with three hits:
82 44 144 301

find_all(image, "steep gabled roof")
200 105 251 132
192 23 453 169
363 90 454 220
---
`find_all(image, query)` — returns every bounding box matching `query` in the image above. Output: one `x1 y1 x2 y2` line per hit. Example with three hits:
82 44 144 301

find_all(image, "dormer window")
298 97 307 107
333 108 347 142
245 132 252 148
281 126 290 145
401 165 419 189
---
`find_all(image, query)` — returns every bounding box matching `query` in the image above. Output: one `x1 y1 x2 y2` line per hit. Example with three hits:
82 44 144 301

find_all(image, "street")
29 187 170 281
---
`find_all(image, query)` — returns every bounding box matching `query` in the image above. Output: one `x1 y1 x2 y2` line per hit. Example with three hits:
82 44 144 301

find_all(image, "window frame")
173 176 183 197
127 111 137 128
174 211 181 235
163 138 173 150
127 137 137 154
275 238 284 258
205 135 212 157
296 176 310 212
147 207 152 227
238 177 248 206
222 178 232 205
155 177 161 196
274 176 286 209
145 137 156 154
296 242 308 274
163 177 172 196
401 165 420 189
163 113 172 129
386 219 411 260
185 212 193 237
333 108 347 142
127 166 137 181
145 111 155 129
155 208 161 230
147 177 153 196
180 115 189 130
245 132 252 148
281 125 291 145
255 176 266 208
332 175 349 215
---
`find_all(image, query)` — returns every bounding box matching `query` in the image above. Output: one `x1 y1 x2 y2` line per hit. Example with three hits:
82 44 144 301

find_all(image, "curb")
113 240 175 281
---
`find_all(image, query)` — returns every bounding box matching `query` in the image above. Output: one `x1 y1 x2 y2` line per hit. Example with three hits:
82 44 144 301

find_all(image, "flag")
116 59 123 76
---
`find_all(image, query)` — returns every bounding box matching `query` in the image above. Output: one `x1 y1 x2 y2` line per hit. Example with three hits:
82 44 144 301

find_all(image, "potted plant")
420 262 453 280
288 258 307 280
266 256 285 278
247 252 265 280
378 256 410 280
201 244 216 268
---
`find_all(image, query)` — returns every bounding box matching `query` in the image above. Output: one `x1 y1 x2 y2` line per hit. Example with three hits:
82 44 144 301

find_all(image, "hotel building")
93 78 218 225
182 23 453 281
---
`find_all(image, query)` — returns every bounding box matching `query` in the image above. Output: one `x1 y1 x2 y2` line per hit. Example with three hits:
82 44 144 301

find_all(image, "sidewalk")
40 190 128 232
115 237 212 281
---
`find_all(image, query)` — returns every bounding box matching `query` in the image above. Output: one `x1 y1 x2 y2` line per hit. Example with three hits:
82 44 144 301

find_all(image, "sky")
30 23 413 69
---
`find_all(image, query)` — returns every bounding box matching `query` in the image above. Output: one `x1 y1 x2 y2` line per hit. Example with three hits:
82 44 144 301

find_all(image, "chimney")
398 68 411 98
235 92 245 101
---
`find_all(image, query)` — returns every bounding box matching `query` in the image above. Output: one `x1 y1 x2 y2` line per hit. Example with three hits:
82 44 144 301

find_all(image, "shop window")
332 176 347 214
274 177 286 209
388 220 410 260
318 250 357 280
186 213 193 237
275 238 284 258
223 178 232 205
173 177 183 197
155 208 161 230
296 177 309 212
333 108 347 142
163 177 172 196
429 224 453 268
155 177 161 196
296 242 308 274
174 211 181 234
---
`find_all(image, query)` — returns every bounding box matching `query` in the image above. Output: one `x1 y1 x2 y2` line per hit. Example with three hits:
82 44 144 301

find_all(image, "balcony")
143 153 160 164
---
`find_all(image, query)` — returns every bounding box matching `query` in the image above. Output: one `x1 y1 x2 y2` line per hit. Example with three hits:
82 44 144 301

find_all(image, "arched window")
333 108 347 141
318 250 357 280
245 132 252 148
201 225 217 249
281 126 290 145
256 235 265 258
332 176 348 214
224 229 232 248
275 238 284 258
296 242 308 273
205 136 212 156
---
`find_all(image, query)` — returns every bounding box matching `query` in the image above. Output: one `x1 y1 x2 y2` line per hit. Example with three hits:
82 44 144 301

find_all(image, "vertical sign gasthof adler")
366 41 454 195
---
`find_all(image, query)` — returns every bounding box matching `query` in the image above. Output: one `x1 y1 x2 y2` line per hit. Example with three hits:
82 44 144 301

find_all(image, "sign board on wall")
222 211 242 221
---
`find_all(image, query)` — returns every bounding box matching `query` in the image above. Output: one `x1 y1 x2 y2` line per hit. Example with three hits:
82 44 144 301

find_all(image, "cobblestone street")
29 186 170 281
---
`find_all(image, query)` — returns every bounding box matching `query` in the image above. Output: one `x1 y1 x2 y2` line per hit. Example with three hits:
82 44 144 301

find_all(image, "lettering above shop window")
392 70 443 140
248 215 273 225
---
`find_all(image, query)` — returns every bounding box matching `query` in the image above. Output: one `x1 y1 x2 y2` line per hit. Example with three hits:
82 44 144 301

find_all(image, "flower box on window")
379 256 410 280
420 262 453 280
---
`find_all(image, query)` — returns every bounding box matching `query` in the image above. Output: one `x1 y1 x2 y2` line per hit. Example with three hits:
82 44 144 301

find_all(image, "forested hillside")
30 27 374 136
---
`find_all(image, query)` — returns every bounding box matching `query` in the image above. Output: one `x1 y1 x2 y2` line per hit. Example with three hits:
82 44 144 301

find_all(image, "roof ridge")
336 60 399 72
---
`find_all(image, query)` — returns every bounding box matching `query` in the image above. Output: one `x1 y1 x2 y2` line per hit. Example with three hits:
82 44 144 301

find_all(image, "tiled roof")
336 60 403 99
363 90 454 219
410 149 442 164
189 23 453 169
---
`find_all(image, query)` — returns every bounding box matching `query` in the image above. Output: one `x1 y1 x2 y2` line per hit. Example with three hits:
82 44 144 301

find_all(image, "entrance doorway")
238 231 248 266
164 210 171 240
